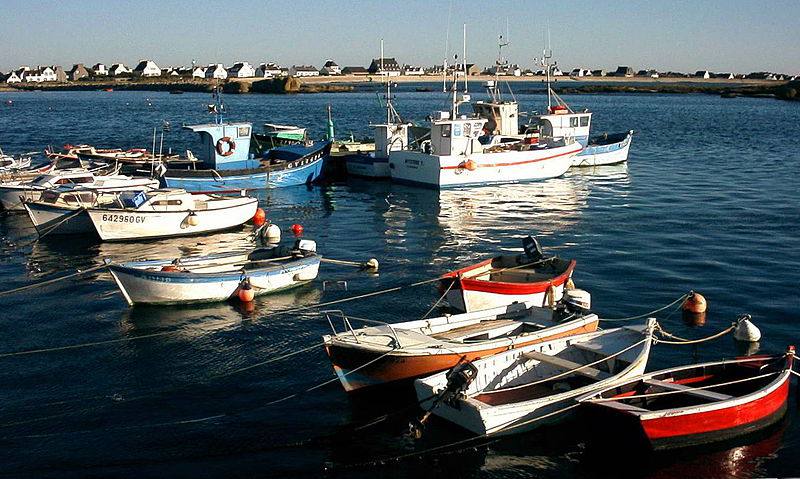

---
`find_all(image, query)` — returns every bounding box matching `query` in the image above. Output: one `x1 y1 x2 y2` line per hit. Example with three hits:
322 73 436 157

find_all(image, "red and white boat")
578 347 795 450
440 236 576 313
322 298 599 393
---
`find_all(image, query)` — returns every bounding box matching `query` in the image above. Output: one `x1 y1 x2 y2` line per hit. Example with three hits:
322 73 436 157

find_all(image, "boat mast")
463 23 468 94
544 25 553 110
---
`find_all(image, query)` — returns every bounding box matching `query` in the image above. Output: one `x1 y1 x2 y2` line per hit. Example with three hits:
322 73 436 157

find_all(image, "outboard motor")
409 360 479 439
564 289 592 315
522 235 544 262
293 239 317 257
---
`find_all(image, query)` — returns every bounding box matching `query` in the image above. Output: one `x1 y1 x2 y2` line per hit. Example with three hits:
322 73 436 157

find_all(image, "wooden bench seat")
430 319 519 341
522 350 611 380
643 378 733 401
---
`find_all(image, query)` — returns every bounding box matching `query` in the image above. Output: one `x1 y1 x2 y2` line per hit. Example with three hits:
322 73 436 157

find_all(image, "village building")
26 66 61 82
713 72 735 79
289 65 319 77
205 64 228 79
109 63 131 76
591 69 606 77
133 60 161 77
92 63 108 76
570 68 592 77
4 71 22 83
68 63 90 81
342 66 369 76
402 65 425 76
694 70 711 79
257 62 283 78
368 57 401 76
611 66 634 77
636 69 659 78
161 67 180 76
191 66 206 78
320 60 342 75
227 61 256 78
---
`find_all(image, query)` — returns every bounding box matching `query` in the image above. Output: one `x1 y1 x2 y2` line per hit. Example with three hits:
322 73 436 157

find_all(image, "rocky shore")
1 75 795 101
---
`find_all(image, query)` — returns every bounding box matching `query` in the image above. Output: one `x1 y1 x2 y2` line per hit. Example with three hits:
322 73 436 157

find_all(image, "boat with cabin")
0 148 33 171
162 88 330 191
107 239 320 305
322 294 599 393
388 40 581 188
84 188 258 241
413 319 655 436
0 169 155 211
578 347 794 450
439 236 577 313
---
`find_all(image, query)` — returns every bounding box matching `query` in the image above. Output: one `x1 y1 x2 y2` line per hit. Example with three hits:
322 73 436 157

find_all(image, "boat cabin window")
238 126 251 138
151 199 183 206
570 117 579 128
57 177 93 185
580 116 590 127
441 124 451 138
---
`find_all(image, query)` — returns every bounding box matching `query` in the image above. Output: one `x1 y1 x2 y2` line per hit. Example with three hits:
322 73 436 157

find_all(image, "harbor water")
0 86 798 478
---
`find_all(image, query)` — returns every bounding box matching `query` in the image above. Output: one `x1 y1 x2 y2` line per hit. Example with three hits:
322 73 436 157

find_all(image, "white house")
109 63 131 76
205 64 228 79
694 70 711 79
133 60 161 77
191 66 206 78
4 71 22 83
289 65 319 77
26 66 58 82
320 60 342 76
92 63 108 76
570 68 592 77
402 65 425 76
257 62 283 78
227 61 256 78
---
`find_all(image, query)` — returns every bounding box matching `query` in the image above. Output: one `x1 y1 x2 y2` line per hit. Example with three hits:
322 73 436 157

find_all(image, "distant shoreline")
1 76 795 101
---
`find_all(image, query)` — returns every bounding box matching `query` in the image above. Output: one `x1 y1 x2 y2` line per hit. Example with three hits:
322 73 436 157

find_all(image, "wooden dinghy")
107 239 320 305
413 319 655 436
577 347 795 450
439 236 576 312
322 298 600 393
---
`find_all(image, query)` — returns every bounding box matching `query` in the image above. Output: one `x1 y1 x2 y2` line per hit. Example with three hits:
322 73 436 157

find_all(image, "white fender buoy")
734 315 761 342
363 258 379 271
265 223 281 243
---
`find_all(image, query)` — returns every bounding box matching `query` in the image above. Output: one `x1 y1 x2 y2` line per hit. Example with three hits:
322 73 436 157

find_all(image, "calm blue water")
0 86 798 478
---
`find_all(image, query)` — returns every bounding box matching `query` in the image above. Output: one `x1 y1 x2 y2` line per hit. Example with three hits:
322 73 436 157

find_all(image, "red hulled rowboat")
440 237 576 313
322 301 599 393
578 346 795 450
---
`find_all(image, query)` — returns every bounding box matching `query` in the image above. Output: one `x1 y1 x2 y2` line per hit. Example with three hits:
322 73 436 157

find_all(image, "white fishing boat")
107 239 320 305
84 188 258 241
323 296 599 393
0 168 154 211
414 319 655 436
24 184 154 236
0 148 33 171
388 30 581 189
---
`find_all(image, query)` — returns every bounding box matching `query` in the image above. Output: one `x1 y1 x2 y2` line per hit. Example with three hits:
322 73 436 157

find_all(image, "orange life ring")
216 137 236 157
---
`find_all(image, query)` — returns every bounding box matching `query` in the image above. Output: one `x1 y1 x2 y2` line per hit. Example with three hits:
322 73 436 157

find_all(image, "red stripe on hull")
641 377 791 443
439 146 582 170
454 260 576 295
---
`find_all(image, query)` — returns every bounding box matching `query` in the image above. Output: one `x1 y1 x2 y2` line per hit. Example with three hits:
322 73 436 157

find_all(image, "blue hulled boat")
162 90 330 191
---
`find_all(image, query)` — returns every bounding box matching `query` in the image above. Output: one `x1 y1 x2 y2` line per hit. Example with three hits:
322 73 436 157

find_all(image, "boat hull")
343 153 390 178
108 255 320 305
23 203 95 235
0 186 42 211
86 198 258 241
388 143 581 189
324 315 599 392
572 131 633 167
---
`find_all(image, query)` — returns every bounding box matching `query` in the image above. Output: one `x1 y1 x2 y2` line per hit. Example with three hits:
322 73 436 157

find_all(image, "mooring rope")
600 292 690 322
653 322 737 345
0 261 110 299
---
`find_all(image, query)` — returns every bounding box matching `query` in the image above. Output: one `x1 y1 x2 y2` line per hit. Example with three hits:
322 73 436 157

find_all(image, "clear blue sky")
1 0 797 74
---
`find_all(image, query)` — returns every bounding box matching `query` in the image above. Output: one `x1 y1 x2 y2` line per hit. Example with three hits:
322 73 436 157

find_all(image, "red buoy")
237 280 255 302
160 265 180 272
682 291 707 314
291 224 304 237
253 208 267 227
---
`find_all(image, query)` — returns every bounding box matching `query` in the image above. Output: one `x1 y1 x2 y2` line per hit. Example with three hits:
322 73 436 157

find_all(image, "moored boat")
107 239 320 305
323 297 600 393
439 236 576 312
413 319 656 436
84 188 258 241
0 169 156 212
577 347 795 450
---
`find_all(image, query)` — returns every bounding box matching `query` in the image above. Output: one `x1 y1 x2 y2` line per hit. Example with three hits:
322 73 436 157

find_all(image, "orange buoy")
238 281 255 302
291 224 304 237
682 310 707 327
160 265 180 272
253 208 266 227
682 291 707 314
464 159 477 171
